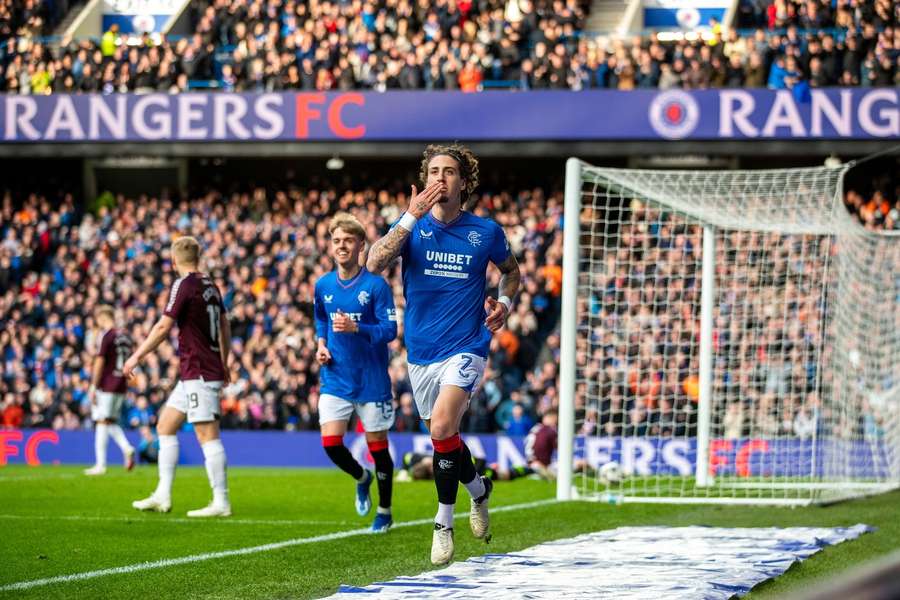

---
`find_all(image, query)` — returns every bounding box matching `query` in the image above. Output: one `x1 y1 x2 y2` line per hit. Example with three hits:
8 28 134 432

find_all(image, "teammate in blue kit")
314 212 398 533
367 144 521 564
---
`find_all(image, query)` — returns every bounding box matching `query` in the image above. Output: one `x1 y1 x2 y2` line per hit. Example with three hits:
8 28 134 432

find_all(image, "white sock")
377 506 392 516
435 502 454 529
94 423 109 468
154 435 178 501
356 469 370 483
107 424 133 457
201 439 229 506
464 476 486 500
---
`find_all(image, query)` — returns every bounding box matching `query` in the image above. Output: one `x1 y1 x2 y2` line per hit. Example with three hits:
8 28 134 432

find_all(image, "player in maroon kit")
84 305 136 475
525 410 559 479
123 236 233 517
525 410 591 480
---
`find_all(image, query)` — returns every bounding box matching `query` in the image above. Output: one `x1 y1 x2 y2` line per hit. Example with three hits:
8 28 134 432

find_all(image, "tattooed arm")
484 254 521 332
366 226 411 274
366 181 445 274
496 254 521 302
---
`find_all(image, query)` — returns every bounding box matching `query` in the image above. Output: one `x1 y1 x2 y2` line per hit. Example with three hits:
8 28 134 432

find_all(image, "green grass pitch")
1 465 898 599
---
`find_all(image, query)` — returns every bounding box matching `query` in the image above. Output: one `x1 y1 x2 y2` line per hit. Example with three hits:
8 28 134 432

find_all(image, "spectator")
505 403 534 436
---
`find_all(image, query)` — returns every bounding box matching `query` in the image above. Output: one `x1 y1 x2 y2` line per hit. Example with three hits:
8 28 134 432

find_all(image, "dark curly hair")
419 143 480 210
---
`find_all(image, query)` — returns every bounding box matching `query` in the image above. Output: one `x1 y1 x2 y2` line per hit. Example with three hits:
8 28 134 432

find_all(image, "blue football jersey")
314 268 397 403
399 211 511 365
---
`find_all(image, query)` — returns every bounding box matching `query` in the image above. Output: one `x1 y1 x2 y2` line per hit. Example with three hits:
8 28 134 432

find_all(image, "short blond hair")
171 236 201 266
95 305 115 322
328 212 366 241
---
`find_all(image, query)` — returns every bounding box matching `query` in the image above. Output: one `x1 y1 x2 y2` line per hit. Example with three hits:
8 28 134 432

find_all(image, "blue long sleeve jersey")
314 268 397 403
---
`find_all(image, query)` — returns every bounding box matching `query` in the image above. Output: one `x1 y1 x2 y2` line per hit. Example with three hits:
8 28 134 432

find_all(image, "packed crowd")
574 186 896 444
844 186 900 231
0 182 563 434
0 0 65 42
1 0 897 94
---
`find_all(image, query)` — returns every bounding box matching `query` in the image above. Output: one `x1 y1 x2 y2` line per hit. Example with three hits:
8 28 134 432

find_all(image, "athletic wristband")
498 296 512 312
397 212 418 232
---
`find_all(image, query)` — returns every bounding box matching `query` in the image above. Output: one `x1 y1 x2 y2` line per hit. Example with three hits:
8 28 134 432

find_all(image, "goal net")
557 159 900 506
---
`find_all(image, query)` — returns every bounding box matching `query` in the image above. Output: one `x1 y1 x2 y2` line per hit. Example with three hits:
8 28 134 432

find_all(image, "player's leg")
85 392 113 475
504 465 536 481
529 460 556 481
360 400 395 532
187 420 231 517
186 379 230 517
106 394 135 470
409 359 462 564
86 421 108 475
132 395 185 512
320 395 372 516
425 385 469 564
438 353 491 540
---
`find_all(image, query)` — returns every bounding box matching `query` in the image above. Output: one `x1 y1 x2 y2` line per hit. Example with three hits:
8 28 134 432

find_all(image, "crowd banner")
102 0 181 33
642 0 730 29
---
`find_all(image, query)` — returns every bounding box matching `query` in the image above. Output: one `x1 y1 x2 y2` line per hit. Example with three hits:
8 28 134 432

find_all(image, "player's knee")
429 421 456 441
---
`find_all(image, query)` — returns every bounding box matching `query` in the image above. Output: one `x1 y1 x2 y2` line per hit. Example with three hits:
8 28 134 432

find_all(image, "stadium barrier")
1 89 896 143
0 430 892 478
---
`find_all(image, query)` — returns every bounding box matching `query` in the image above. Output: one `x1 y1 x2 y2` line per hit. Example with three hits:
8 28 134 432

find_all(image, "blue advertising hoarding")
0 430 891 479
1 89 896 143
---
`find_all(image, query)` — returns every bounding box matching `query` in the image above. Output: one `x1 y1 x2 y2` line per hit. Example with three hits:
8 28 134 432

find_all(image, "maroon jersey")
97 329 134 393
164 272 226 381
525 423 558 467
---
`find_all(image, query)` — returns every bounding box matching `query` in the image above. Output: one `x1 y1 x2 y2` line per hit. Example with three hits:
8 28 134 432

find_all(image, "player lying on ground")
123 236 233 517
314 213 399 533
84 305 136 475
367 143 521 565
397 452 536 482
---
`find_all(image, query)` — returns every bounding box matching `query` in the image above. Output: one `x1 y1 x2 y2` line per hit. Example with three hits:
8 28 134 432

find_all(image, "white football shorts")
165 379 223 423
407 352 486 420
319 394 395 432
92 391 125 421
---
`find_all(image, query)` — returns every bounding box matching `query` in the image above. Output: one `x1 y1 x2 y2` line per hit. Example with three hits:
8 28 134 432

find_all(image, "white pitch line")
0 514 354 526
0 498 557 592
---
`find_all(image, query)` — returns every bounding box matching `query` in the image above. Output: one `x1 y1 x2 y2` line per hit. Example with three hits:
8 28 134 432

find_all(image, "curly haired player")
367 143 521 565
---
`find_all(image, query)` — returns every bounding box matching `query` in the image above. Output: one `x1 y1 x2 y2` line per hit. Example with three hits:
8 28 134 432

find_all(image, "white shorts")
92 391 125 421
319 394 395 432
165 379 223 424
408 353 486 420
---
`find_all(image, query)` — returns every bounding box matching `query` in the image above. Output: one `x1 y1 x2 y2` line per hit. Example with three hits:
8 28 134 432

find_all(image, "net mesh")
567 164 900 505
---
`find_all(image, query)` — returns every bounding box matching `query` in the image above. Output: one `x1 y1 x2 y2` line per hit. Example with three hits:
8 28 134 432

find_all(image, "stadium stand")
1 0 896 93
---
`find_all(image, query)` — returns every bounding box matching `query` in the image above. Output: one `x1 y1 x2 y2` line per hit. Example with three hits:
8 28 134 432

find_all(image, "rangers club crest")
358 291 370 306
648 90 700 140
467 231 482 247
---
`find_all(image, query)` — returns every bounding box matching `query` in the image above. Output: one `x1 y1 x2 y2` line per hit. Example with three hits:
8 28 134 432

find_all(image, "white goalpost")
558 158 900 506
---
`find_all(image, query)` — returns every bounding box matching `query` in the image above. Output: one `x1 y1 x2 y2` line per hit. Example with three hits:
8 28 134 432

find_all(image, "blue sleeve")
489 222 511 265
357 279 398 346
314 282 329 342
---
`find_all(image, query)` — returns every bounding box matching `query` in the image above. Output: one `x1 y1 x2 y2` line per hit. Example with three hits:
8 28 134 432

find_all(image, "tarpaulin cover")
328 524 871 599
